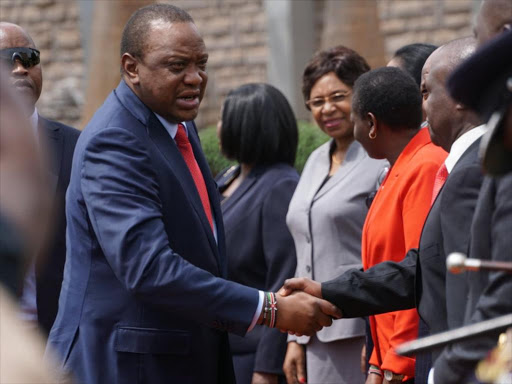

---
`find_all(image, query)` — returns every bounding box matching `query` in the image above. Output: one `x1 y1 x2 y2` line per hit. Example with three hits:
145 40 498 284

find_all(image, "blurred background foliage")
199 120 329 177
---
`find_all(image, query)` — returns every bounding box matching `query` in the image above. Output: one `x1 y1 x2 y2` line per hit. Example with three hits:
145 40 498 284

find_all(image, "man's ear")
368 112 379 135
121 53 139 85
455 103 466 111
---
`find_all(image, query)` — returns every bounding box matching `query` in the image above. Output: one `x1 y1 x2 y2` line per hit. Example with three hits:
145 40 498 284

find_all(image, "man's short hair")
120 3 194 60
220 83 298 167
352 67 422 131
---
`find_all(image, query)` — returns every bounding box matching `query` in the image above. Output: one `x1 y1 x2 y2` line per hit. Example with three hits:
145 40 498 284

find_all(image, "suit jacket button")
306 265 311 272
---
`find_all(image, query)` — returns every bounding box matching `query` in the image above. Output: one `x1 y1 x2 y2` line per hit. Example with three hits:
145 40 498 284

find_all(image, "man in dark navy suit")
47 4 340 384
0 22 80 336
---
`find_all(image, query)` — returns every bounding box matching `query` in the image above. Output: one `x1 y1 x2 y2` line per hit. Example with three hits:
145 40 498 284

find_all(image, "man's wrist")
368 364 382 377
260 292 278 328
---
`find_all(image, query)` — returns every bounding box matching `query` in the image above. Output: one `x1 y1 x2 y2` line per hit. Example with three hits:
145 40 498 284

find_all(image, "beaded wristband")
368 365 382 377
263 292 278 328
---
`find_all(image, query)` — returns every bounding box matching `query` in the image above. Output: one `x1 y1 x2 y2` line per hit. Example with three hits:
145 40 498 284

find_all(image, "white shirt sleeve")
247 290 264 332
428 368 435 384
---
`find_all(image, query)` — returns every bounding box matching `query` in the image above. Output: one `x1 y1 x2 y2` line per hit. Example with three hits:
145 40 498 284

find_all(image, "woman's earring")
369 130 377 139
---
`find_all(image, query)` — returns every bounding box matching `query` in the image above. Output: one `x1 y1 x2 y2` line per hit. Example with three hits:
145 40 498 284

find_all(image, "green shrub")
295 120 329 173
199 120 329 177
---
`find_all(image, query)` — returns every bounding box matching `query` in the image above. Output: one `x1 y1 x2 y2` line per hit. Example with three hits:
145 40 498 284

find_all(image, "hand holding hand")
279 277 322 299
275 291 341 336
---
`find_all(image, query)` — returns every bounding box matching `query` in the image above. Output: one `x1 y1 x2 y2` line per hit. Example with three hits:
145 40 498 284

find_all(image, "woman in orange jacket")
351 67 447 383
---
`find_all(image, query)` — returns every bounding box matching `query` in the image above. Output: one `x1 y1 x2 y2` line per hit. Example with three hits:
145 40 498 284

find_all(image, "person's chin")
173 110 198 123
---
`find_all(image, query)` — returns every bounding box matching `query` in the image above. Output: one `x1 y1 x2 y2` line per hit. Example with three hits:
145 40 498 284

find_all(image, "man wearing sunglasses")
0 22 80 337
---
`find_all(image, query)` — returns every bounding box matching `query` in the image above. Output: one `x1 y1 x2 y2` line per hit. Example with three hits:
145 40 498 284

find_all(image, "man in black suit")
0 22 80 335
431 29 512 384
281 37 484 383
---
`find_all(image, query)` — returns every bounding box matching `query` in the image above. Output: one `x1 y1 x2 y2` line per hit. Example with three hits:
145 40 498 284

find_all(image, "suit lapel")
303 142 331 205
146 115 220 262
431 138 481 207
220 167 259 214
313 141 365 201
38 117 62 196
185 122 226 271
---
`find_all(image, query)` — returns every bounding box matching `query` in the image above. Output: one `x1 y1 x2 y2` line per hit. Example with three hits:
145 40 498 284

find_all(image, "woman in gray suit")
284 46 387 384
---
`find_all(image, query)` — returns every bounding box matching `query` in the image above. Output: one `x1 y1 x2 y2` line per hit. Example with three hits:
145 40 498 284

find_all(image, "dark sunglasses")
0 47 40 69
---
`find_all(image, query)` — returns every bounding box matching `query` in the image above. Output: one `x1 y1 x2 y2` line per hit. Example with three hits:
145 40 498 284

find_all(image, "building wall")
377 0 476 59
0 0 478 129
168 0 269 127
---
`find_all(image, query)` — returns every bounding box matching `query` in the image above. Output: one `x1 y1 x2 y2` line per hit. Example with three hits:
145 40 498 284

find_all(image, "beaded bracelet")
368 365 382 377
263 292 278 328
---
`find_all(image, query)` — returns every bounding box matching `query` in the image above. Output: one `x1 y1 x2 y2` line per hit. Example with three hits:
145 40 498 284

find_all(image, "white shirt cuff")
428 368 435 384
247 290 264 332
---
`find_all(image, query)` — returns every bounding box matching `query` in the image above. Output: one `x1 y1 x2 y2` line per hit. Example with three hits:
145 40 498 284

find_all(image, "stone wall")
166 0 268 127
377 0 476 59
0 0 84 128
0 0 477 129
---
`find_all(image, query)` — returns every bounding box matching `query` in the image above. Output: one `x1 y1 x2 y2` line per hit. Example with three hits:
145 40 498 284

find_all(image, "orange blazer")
362 127 447 379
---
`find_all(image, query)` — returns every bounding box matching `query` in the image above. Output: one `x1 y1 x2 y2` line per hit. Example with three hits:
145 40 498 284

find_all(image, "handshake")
257 278 342 336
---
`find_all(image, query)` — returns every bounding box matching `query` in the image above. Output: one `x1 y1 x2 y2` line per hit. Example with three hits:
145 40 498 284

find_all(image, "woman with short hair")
351 67 447 384
284 46 387 384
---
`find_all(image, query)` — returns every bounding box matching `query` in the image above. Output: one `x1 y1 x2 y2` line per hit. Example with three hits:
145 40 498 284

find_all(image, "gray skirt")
306 334 366 384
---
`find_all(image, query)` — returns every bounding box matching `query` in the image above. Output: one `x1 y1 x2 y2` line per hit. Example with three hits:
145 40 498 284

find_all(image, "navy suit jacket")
216 164 298 380
321 139 483 376
434 172 512 383
35 117 80 335
47 81 259 384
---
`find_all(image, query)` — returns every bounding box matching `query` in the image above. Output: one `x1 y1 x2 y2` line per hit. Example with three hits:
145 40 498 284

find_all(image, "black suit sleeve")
254 178 298 374
434 174 512 384
322 249 418 318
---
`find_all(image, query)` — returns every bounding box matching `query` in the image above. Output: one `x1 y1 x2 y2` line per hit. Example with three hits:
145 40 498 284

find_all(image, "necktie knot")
431 163 448 205
175 123 189 149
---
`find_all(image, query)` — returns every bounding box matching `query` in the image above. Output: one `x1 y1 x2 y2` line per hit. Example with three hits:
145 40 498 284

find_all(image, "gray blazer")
286 140 387 343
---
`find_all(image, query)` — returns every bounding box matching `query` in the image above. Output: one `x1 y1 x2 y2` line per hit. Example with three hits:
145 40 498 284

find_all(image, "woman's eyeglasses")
306 91 351 109
0 47 40 69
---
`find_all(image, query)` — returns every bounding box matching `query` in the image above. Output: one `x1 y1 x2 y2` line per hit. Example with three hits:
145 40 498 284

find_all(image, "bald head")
476 0 512 46
0 22 35 46
0 22 42 115
421 37 480 152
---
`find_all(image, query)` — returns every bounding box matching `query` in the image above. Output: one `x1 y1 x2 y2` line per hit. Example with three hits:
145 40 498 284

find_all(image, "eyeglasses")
0 47 40 69
306 91 351 109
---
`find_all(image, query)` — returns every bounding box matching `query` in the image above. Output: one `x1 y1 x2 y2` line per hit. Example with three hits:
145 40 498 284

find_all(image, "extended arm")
82 127 259 335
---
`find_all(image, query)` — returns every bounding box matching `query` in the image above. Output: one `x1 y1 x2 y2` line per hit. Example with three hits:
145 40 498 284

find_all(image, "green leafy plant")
199 120 329 177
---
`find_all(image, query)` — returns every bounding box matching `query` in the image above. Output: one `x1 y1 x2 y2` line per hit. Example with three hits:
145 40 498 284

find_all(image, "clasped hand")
275 277 342 336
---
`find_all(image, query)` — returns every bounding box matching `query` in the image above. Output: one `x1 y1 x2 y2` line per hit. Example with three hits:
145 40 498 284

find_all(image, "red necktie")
431 163 448 205
175 124 214 230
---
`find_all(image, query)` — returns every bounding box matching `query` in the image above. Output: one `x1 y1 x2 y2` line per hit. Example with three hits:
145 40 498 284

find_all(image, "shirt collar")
445 124 486 173
154 113 187 140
